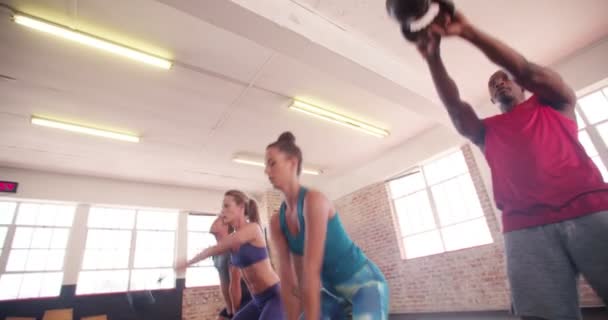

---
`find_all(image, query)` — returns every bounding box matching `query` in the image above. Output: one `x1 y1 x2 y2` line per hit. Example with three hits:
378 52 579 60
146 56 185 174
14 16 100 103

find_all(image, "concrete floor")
389 308 607 320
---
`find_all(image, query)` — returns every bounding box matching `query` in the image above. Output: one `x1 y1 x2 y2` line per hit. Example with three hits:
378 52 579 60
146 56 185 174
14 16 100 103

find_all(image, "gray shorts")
505 211 608 319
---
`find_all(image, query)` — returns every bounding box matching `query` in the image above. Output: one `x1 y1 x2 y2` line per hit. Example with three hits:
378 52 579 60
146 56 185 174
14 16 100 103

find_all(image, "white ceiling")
291 0 608 105
1 0 607 196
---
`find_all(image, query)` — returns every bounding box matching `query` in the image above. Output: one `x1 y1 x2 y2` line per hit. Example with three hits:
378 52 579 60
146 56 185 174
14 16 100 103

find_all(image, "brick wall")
259 189 283 269
182 286 224 320
333 144 603 313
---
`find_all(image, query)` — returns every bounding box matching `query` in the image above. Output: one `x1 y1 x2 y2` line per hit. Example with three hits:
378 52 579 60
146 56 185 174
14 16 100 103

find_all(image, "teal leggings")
300 260 389 320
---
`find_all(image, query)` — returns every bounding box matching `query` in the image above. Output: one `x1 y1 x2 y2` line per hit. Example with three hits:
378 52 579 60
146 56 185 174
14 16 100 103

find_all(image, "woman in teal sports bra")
265 132 389 320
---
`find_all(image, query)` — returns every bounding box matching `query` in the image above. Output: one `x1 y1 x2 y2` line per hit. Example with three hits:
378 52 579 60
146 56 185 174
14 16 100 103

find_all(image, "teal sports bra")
278 187 367 286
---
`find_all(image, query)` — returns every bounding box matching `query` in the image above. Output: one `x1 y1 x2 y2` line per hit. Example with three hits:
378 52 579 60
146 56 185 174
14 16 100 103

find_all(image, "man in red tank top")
410 9 608 320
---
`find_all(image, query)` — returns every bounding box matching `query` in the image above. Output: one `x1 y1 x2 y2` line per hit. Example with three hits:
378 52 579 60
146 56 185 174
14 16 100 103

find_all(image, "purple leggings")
233 283 284 320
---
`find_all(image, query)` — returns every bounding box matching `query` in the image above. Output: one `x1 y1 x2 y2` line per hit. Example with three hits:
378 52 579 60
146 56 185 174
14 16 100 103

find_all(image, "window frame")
76 206 178 296
0 200 76 300
576 86 608 180
185 212 221 288
388 148 493 260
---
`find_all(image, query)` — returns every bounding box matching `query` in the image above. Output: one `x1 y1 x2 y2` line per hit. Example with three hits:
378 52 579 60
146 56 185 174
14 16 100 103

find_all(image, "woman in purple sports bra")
177 190 284 320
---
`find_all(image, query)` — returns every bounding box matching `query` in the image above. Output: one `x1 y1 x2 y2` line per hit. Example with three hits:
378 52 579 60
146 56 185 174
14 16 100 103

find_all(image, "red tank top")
483 95 608 232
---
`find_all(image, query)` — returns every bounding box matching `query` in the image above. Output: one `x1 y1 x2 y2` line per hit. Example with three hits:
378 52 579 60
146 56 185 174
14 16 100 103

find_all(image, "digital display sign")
0 181 18 193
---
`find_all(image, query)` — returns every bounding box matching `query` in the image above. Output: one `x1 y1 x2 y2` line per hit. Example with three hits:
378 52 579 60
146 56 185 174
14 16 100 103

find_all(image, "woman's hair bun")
277 131 295 144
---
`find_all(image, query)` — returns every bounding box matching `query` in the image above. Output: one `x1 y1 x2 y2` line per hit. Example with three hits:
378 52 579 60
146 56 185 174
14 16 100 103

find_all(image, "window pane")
441 217 493 251
30 228 53 248
594 122 608 148
394 191 436 236
0 201 16 224
0 227 7 248
38 272 64 297
85 229 131 249
16 204 75 227
0 272 63 300
39 205 59 226
188 214 217 232
186 267 220 287
15 227 69 249
137 211 177 230
134 231 174 268
591 155 608 182
432 174 484 226
25 249 47 271
82 249 130 270
578 130 598 157
16 204 39 225
6 249 28 271
83 228 132 270
19 272 43 298
579 91 608 124
50 229 70 249
136 231 174 249
0 274 21 300
88 207 135 229
424 151 468 185
54 206 75 227
403 231 444 259
388 171 426 199
575 110 586 129
134 249 174 268
188 232 215 267
12 227 33 248
77 270 129 295
45 249 66 271
130 268 174 290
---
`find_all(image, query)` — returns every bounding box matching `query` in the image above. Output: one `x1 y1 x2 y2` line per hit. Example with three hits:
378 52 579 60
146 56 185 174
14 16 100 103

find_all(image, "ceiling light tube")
13 14 172 69
233 155 322 176
289 100 389 138
31 116 140 143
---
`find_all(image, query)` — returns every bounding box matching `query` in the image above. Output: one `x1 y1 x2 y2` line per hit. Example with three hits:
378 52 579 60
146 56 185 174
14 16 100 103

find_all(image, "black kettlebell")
386 0 455 42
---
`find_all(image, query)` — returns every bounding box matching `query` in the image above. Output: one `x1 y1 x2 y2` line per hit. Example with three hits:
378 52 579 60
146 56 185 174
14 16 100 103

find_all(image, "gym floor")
389 308 608 319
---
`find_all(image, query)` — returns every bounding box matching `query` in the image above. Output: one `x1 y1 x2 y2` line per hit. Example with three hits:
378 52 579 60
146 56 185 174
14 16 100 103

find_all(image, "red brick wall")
182 286 224 320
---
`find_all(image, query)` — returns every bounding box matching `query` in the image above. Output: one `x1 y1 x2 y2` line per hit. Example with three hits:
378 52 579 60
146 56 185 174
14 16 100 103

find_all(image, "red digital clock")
0 181 18 193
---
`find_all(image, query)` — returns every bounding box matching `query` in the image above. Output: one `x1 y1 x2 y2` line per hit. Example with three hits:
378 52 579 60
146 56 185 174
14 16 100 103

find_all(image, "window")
77 207 177 295
0 201 75 300
388 150 493 259
186 214 219 287
576 86 608 181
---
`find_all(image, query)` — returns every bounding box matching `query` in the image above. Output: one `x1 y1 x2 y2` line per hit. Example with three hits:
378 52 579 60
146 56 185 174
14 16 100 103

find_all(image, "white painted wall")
0 167 224 213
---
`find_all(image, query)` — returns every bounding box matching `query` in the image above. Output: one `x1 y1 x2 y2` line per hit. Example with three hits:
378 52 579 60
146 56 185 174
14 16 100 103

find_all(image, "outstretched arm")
418 29 485 145
179 224 257 269
443 12 576 111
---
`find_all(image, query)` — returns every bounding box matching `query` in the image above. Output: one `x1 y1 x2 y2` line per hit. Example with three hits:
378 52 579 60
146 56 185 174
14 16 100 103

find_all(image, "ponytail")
246 199 260 224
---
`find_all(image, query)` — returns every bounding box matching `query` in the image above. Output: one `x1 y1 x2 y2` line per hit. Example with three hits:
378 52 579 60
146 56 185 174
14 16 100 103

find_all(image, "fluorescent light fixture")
31 116 140 143
233 154 322 176
13 14 172 69
289 100 389 138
